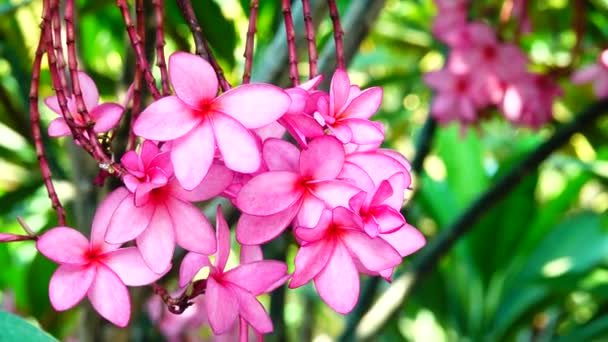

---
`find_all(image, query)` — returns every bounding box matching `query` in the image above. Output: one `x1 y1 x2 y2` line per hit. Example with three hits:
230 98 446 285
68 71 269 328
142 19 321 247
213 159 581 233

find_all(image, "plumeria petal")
372 206 405 233
212 113 261 174
299 136 345 180
205 277 239 335
240 245 263 264
48 118 71 137
329 69 351 114
136 205 175 273
102 247 166 286
380 223 426 257
48 264 96 311
169 52 218 107
343 230 401 271
87 266 131 327
344 119 384 145
214 205 231 271
236 203 300 245
91 187 130 251
37 227 89 265
167 197 216 255
223 261 288 295
340 87 383 119
230 284 273 334
309 180 362 209
133 96 201 141
76 71 100 110
296 195 326 228
91 103 123 133
105 195 154 244
169 163 233 202
290 239 334 288
314 242 359 314
263 138 300 172
236 171 302 216
213 84 291 128
178 252 210 287
171 121 216 190
44 95 62 114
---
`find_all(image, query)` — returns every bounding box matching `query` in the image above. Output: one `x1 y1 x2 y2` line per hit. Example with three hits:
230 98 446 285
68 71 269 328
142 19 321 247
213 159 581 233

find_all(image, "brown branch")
153 0 170 95
176 0 231 91
302 0 318 78
65 0 126 177
152 279 207 315
281 0 300 85
242 0 259 84
30 28 67 226
127 0 146 151
327 0 345 69
116 0 162 100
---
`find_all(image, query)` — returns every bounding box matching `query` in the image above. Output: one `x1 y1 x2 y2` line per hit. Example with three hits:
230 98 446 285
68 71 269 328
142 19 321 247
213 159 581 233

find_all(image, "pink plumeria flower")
449 23 528 83
501 73 562 129
375 222 426 281
36 190 164 327
179 206 289 336
133 52 291 190
290 207 402 313
424 67 486 125
431 0 469 47
571 50 608 98
104 142 233 273
313 69 385 145
349 175 408 237
44 71 123 137
279 75 326 147
235 136 361 245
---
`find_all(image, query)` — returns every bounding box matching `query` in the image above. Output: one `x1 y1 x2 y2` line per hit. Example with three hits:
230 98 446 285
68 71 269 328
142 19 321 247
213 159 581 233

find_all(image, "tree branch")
176 0 230 91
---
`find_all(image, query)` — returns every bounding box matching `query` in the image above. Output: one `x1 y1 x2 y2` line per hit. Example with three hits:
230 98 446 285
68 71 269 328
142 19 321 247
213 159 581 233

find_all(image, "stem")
29 30 67 226
327 0 345 69
242 0 259 84
44 1 99 159
116 0 161 100
411 117 437 173
65 0 126 177
176 0 231 91
281 0 300 86
153 0 170 95
354 98 608 340
127 0 145 151
302 0 318 78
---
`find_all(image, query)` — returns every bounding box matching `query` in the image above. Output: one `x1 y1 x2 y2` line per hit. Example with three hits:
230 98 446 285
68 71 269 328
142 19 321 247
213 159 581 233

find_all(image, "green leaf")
0 310 58 341
556 315 608 342
436 125 489 208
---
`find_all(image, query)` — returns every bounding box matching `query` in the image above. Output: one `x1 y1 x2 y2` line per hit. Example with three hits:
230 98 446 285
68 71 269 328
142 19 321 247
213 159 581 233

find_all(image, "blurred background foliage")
0 0 607 341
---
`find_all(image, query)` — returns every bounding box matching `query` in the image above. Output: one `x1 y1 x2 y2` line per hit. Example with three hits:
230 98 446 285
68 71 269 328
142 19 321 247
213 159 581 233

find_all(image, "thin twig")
176 0 231 91
281 0 300 85
65 0 126 177
29 28 66 226
302 0 318 78
116 0 162 100
127 0 146 151
153 0 170 95
327 0 345 69
354 98 608 340
242 0 259 84
152 280 207 315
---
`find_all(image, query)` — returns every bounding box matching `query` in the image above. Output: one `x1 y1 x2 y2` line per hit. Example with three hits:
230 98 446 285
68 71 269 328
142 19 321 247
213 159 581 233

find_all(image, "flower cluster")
426 0 562 129
36 51 425 338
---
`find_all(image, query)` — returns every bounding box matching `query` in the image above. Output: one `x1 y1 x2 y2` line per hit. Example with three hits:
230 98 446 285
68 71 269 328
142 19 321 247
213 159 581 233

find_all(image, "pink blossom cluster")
34 51 425 339
426 0 562 129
